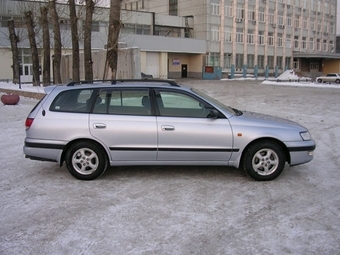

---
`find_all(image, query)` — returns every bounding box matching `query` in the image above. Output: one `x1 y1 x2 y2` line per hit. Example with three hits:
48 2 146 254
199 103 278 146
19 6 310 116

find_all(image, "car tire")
336 79 340 84
65 141 108 180
317 78 322 83
242 140 286 181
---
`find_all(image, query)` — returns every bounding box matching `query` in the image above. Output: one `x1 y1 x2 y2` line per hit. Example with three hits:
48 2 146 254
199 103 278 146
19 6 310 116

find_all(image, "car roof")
44 79 190 94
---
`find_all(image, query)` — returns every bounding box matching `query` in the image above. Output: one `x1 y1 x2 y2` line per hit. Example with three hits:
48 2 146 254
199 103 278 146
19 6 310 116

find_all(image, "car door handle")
94 123 106 129
161 125 175 131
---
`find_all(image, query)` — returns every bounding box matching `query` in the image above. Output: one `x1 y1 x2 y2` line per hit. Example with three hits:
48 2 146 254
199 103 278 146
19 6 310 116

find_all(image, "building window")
208 53 220 66
169 0 178 16
317 23 321 32
285 57 291 69
310 20 315 30
286 35 292 48
302 37 307 50
236 54 244 69
309 38 314 50
225 30 232 42
258 12 265 23
236 8 244 18
294 36 299 49
268 14 274 24
286 16 292 27
248 10 255 21
330 23 334 34
323 21 328 33
211 29 220 41
247 54 255 68
277 56 283 69
323 40 328 51
316 39 321 51
211 3 220 15
258 31 264 45
329 41 334 52
258 55 264 69
247 30 254 44
267 56 274 69
277 16 284 25
225 6 233 17
293 58 299 69
224 53 232 68
267 32 274 46
277 33 283 47
236 28 244 43
294 15 300 28
303 20 308 29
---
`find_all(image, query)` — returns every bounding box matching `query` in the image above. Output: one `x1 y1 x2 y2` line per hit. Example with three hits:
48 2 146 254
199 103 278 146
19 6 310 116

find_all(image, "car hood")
234 111 305 130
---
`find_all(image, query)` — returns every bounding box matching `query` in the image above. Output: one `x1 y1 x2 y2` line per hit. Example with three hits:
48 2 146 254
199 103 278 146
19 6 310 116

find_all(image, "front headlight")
300 131 312 141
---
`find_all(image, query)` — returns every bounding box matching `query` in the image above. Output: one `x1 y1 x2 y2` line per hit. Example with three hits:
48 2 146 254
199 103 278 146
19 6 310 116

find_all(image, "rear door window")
93 89 151 116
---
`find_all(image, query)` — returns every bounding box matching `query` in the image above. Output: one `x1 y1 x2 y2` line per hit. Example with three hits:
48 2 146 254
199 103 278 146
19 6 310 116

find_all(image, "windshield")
191 88 242 116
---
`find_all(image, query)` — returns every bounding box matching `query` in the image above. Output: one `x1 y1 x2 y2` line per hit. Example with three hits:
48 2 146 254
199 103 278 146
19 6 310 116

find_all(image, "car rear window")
50 89 94 113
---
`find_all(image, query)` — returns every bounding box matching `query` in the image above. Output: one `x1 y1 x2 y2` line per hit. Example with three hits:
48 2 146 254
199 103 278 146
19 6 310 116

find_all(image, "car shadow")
104 165 247 181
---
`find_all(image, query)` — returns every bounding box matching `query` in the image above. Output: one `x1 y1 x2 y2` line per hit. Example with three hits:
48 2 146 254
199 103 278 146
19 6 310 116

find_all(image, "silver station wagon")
24 80 316 181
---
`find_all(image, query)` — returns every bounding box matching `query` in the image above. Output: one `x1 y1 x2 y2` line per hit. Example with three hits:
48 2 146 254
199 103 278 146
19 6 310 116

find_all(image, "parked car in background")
316 73 340 83
23 79 316 181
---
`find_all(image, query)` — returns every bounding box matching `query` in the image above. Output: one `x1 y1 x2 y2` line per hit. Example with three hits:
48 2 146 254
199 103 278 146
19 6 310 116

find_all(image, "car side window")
156 90 210 118
50 89 93 112
93 89 151 116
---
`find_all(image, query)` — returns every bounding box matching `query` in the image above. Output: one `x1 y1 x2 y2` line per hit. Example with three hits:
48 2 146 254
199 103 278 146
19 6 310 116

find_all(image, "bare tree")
69 0 80 82
24 10 41 86
104 0 123 80
40 6 51 86
84 0 94 81
49 0 62 84
8 19 20 84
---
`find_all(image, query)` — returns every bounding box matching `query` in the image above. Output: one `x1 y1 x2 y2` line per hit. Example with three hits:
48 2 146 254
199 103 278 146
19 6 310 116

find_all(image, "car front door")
89 88 158 162
155 89 234 163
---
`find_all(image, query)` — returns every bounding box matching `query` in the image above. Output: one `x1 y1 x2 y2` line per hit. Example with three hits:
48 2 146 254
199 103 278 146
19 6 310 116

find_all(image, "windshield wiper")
232 108 243 116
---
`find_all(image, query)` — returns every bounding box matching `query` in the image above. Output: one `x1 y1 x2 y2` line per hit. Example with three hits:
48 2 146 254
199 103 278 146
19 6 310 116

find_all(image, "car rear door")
89 88 158 162
155 89 234 162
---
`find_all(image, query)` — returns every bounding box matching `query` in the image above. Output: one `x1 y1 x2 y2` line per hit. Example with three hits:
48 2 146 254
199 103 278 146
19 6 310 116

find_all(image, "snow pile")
275 69 311 82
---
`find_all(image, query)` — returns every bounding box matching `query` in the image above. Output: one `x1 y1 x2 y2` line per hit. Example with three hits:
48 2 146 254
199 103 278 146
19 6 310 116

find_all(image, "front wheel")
317 78 322 83
242 141 286 181
65 141 108 180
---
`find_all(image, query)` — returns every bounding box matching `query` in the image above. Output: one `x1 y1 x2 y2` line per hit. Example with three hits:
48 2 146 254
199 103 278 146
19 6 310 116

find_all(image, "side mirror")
208 109 219 119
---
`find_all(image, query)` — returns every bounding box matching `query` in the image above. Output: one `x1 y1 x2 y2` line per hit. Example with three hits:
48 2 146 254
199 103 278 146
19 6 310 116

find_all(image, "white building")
124 0 338 77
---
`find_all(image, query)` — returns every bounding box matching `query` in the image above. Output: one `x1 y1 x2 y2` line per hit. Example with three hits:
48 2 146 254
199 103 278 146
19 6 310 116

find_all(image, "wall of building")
322 59 340 74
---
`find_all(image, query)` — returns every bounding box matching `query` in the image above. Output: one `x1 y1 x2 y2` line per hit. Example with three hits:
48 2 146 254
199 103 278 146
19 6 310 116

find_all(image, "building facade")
0 0 206 82
125 0 338 78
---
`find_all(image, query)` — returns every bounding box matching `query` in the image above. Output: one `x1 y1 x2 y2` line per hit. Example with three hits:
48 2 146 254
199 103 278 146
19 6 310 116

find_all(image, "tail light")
25 118 34 130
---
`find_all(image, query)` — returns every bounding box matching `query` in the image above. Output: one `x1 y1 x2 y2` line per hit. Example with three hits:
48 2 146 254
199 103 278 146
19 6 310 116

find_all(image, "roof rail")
66 79 180 87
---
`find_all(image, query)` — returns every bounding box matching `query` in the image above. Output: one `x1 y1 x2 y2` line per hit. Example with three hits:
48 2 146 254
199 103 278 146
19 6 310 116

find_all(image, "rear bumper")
23 139 65 164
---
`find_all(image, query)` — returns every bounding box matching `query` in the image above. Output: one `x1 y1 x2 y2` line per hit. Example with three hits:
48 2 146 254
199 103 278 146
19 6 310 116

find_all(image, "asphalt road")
0 79 339 255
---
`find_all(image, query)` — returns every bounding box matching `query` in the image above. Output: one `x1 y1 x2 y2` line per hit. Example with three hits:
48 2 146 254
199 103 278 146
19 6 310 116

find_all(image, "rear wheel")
65 141 108 180
242 140 286 181
335 79 340 84
317 78 322 83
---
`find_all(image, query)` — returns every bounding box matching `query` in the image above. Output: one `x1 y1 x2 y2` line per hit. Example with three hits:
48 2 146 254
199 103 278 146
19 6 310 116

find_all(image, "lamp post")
52 54 55 84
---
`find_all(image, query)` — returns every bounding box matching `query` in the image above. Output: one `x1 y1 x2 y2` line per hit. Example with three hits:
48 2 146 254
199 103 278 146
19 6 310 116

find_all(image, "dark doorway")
181 64 187 78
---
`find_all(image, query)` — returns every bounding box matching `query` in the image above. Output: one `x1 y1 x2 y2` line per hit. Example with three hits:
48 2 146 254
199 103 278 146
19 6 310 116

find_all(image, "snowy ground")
0 79 339 254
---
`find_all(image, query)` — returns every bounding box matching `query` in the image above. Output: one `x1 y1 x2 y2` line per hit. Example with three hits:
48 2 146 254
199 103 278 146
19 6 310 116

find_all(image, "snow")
0 79 339 254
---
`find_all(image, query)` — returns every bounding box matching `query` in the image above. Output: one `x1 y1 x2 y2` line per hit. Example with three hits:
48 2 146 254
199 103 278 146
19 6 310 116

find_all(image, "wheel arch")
59 138 110 166
239 137 290 167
